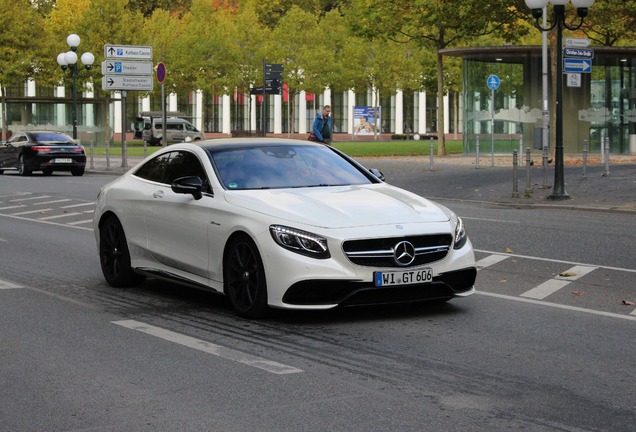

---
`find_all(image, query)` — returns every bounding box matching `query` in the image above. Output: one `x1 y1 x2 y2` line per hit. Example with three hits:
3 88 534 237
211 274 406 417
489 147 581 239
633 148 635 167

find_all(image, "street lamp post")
57 34 94 140
524 0 595 200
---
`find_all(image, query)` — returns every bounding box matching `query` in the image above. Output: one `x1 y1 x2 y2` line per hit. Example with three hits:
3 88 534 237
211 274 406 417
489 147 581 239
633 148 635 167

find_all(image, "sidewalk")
86 153 636 214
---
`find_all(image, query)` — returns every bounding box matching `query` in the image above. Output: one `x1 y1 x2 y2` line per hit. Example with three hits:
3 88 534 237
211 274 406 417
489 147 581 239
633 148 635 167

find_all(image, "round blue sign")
156 62 166 84
487 75 500 90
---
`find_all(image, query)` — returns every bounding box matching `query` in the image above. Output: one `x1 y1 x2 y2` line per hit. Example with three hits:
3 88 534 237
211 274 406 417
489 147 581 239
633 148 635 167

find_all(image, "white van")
141 117 204 146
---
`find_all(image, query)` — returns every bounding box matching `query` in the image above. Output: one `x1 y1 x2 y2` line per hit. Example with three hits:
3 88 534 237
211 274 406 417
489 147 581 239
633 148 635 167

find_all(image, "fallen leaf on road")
506 248 513 254
572 291 585 296
622 300 635 306
559 272 577 278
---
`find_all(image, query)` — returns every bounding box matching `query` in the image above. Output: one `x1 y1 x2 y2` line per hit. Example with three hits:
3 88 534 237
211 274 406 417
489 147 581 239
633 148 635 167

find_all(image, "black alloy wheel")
99 216 145 287
18 155 31 176
71 168 85 176
224 235 268 318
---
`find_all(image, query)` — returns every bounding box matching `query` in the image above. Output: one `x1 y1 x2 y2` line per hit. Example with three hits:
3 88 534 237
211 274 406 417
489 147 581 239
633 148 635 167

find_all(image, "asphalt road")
0 170 634 431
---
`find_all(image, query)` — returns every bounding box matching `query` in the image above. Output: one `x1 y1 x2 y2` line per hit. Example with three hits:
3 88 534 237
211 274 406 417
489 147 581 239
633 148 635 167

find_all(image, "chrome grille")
342 234 452 268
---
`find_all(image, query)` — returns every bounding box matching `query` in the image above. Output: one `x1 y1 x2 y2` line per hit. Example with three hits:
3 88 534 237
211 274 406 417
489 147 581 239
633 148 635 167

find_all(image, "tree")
0 0 45 140
347 0 522 155
267 6 326 134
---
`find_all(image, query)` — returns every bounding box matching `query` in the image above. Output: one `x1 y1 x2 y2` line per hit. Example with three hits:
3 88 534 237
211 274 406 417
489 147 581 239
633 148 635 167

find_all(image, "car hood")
223 184 451 228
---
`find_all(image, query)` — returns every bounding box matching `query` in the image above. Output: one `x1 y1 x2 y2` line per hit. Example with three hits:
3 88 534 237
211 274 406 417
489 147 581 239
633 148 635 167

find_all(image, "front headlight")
453 216 468 250
269 225 330 259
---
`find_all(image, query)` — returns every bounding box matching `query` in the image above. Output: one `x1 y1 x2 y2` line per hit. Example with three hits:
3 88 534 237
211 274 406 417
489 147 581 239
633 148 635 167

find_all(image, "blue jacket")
312 113 332 142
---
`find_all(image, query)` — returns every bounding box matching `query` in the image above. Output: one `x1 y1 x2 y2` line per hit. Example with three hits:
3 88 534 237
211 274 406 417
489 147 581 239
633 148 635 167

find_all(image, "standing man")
312 105 333 145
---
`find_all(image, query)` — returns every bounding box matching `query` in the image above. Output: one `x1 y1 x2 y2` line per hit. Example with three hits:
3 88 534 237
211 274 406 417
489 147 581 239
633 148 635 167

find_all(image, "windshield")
209 145 375 190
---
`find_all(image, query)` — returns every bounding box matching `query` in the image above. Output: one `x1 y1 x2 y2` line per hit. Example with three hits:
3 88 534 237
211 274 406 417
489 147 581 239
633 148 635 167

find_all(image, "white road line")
0 212 92 232
61 202 95 209
68 219 93 226
554 265 597 281
631 309 636 316
0 192 31 199
113 320 303 375
475 249 636 274
521 265 597 300
10 208 53 216
39 212 81 221
10 195 51 202
33 199 72 206
0 279 23 289
521 279 571 300
475 254 509 270
0 205 23 211
477 291 636 322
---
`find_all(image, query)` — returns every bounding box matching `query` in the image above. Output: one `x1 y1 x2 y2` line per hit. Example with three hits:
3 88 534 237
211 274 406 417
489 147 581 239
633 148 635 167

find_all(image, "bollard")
512 150 520 198
603 137 610 176
429 137 435 171
86 139 94 170
582 139 588 178
525 147 532 192
476 135 480 169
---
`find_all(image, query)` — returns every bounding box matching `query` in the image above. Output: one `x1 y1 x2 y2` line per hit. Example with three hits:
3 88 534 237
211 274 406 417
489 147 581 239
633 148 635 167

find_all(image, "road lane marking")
475 254 509 269
0 205 22 210
112 320 304 375
10 195 51 202
475 249 636 274
68 219 93 226
33 199 72 206
521 265 598 299
61 202 95 209
0 279 23 289
477 291 636 322
521 279 571 300
0 212 92 231
39 212 82 221
10 208 53 216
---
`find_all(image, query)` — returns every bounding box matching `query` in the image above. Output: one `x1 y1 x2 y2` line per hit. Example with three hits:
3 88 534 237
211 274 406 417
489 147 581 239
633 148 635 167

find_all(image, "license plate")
53 158 73 163
374 268 433 287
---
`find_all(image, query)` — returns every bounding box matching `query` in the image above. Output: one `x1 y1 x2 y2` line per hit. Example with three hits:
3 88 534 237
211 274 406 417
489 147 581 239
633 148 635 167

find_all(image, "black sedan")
0 131 86 176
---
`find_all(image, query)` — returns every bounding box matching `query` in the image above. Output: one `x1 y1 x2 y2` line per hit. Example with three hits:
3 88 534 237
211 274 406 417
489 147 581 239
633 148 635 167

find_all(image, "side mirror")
368 168 385 182
171 176 203 200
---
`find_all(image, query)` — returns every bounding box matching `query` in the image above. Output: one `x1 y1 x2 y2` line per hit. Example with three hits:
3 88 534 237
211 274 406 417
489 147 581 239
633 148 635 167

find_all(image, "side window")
134 152 171 182
167 123 180 131
163 151 207 184
186 124 196 132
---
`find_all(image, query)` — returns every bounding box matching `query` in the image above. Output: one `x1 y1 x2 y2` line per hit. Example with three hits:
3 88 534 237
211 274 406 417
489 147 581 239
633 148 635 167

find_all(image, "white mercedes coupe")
94 138 476 318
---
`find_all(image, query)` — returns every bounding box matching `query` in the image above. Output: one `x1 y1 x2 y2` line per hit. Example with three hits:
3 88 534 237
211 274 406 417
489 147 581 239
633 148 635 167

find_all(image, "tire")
224 234 268 319
99 216 145 287
42 168 53 176
18 155 31 176
71 168 85 176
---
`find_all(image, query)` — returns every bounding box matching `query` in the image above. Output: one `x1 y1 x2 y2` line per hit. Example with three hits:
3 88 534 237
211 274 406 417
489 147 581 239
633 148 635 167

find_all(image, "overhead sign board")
564 38 591 48
104 45 153 60
564 48 594 59
563 58 592 74
101 60 154 76
265 63 284 73
102 75 154 91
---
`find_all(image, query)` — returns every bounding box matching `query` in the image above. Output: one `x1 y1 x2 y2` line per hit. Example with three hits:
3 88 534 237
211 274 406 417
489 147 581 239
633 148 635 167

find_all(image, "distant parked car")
0 131 86 176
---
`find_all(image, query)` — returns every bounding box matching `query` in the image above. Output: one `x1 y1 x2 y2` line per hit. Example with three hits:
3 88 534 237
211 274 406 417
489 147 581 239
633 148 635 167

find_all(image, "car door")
143 150 212 280
0 134 24 168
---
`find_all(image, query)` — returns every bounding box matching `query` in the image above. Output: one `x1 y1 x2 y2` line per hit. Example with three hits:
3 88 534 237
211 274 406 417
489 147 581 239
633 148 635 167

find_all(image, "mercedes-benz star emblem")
393 241 416 266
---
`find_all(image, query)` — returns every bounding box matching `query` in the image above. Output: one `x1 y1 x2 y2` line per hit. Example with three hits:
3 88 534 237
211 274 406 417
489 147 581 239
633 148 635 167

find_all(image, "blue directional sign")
563 58 592 73
487 75 500 90
564 48 594 59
